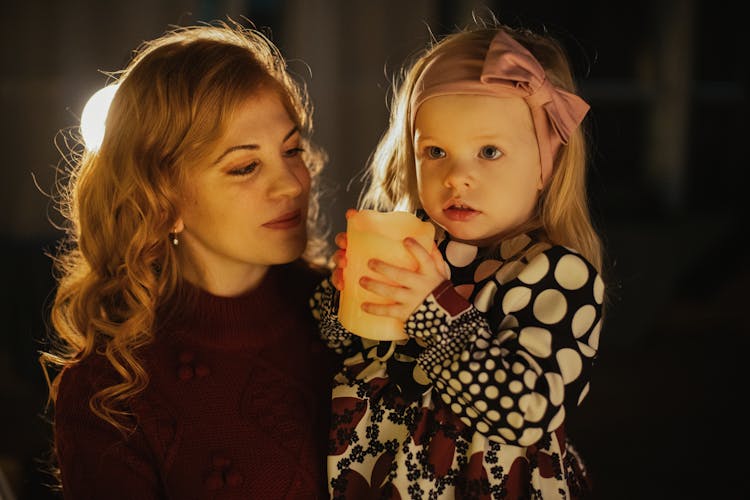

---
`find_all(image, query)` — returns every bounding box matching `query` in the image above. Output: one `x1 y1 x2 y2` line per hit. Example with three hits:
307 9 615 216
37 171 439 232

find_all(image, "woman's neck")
181 261 270 297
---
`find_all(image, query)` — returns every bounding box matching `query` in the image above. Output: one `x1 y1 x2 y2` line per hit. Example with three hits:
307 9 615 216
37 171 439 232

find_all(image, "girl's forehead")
413 94 535 143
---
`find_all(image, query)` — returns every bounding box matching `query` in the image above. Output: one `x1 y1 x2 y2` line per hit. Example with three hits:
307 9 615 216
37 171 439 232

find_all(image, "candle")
338 210 436 340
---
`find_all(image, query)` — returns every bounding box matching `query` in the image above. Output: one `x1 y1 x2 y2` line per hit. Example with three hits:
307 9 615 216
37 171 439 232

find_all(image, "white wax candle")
338 210 436 340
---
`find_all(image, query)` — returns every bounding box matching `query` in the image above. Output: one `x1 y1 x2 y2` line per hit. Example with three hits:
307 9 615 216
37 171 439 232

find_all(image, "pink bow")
481 31 590 182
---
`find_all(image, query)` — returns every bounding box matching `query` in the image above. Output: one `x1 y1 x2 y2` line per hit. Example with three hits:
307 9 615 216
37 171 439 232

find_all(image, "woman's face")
175 90 310 295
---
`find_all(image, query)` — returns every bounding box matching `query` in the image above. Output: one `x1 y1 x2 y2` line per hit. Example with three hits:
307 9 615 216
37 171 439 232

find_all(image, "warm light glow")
80 84 118 151
338 210 435 341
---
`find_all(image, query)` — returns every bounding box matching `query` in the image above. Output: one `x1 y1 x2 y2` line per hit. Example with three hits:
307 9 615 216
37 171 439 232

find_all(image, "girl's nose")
443 162 474 191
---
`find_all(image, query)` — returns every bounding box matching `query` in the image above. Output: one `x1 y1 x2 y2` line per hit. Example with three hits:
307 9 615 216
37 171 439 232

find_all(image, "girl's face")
175 90 310 294
414 94 542 246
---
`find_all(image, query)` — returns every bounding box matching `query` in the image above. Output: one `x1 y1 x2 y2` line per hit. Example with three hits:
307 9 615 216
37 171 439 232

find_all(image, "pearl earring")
171 233 179 246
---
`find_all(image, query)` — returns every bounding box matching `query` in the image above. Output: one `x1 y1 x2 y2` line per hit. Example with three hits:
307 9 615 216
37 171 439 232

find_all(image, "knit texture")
54 260 337 499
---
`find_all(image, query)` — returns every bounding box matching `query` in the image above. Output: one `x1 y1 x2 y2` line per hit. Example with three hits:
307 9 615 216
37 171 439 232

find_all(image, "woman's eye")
479 145 502 160
425 146 446 159
284 147 305 158
229 162 259 176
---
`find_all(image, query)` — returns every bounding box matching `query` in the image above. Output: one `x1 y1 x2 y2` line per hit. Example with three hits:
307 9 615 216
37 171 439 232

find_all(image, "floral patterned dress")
311 228 604 499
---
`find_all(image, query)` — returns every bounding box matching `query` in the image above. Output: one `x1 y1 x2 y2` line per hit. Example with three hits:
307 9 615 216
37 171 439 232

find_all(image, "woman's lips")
263 209 302 229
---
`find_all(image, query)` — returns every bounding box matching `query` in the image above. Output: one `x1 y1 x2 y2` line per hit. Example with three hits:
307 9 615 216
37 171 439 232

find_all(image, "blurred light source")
80 84 118 151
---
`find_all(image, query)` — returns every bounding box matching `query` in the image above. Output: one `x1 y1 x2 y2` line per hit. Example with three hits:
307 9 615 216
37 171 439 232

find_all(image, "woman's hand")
359 237 448 322
331 209 357 290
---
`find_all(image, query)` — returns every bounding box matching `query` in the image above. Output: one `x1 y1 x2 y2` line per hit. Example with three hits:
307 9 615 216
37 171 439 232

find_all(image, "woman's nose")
268 163 304 199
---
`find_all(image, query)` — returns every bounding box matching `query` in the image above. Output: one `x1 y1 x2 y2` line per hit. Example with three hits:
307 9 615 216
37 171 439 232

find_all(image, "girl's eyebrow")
213 126 299 164
414 135 435 144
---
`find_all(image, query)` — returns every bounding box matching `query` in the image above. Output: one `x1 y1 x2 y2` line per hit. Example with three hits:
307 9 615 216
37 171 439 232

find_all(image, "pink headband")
410 31 590 183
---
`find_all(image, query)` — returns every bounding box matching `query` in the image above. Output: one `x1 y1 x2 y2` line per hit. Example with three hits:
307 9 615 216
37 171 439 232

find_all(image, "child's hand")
331 232 347 290
331 209 358 291
359 237 448 322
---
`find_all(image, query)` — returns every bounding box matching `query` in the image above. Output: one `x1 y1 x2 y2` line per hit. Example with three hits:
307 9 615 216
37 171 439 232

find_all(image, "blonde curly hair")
41 20 328 433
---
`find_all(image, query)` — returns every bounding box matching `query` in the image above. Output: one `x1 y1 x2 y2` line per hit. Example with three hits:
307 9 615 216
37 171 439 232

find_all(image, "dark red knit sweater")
54 260 336 499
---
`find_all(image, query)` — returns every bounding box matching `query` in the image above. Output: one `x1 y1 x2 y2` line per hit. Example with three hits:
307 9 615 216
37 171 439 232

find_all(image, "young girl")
41 21 336 498
311 20 605 499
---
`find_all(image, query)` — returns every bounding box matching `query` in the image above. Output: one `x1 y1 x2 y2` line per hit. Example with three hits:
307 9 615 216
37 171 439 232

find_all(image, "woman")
41 21 335 499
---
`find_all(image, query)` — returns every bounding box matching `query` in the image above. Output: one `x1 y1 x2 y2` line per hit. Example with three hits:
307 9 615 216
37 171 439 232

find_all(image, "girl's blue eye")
426 146 446 159
229 162 259 176
480 145 502 160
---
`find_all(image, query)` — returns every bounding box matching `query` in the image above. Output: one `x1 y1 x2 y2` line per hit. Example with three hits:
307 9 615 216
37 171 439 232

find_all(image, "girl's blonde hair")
360 20 603 272
41 20 328 433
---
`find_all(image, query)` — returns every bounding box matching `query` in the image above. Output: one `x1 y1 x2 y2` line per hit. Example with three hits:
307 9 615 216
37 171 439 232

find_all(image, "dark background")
1 0 746 498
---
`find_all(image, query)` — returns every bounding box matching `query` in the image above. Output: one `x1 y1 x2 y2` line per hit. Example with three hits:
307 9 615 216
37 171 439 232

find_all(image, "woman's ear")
173 218 185 234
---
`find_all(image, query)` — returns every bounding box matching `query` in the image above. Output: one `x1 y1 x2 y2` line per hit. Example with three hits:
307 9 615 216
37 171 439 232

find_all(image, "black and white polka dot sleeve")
407 246 604 446
309 277 356 356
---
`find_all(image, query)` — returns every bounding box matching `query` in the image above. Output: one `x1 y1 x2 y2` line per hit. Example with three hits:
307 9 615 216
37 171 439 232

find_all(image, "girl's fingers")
366 258 410 284
365 239 436 286
332 249 347 268
358 275 406 300
334 231 348 250
361 301 407 320
332 268 344 290
403 237 434 268
345 208 358 219
403 238 448 283
332 248 347 291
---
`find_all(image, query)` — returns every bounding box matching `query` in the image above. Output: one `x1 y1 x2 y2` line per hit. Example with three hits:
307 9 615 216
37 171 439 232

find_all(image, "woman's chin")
274 236 308 264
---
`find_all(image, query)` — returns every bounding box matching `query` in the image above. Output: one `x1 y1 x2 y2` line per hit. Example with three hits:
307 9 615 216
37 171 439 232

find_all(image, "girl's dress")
311 222 603 499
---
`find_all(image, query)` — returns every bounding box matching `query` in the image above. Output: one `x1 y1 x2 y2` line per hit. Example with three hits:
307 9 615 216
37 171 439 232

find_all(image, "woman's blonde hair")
41 20 328 433
360 19 604 272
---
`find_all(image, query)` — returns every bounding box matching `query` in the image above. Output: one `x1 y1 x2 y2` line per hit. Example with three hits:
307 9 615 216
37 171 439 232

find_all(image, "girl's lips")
263 209 302 229
443 206 480 221
443 199 480 221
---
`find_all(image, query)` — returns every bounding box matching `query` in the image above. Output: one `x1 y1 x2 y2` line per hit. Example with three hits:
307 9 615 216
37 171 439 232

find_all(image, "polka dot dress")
311 230 603 499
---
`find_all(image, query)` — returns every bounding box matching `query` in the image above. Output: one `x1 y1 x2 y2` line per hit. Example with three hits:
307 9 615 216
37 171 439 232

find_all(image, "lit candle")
338 210 436 340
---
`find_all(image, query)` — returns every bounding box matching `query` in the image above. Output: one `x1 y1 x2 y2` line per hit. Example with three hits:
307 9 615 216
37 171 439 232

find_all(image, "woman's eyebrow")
283 126 299 142
214 144 258 164
213 126 299 164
